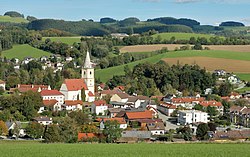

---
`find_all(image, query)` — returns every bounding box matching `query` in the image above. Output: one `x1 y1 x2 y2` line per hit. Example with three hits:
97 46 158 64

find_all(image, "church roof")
84 51 92 69
64 79 88 91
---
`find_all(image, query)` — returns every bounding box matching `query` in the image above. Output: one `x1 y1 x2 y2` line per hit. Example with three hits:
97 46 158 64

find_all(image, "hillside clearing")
120 44 250 53
0 15 28 23
162 57 250 73
42 36 81 45
1 44 52 60
151 32 218 40
0 141 249 157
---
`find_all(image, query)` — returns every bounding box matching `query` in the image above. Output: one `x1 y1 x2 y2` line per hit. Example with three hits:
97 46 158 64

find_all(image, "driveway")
158 111 179 130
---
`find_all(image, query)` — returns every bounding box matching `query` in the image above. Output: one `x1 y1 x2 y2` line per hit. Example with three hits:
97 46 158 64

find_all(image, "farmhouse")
33 116 53 125
92 100 108 115
63 100 83 111
16 84 51 93
40 90 64 104
38 99 61 113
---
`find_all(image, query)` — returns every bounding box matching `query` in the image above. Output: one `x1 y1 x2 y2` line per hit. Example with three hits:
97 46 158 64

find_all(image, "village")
0 51 250 143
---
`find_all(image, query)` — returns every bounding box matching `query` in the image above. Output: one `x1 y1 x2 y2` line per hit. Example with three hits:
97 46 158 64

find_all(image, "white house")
64 100 83 111
92 100 108 115
98 118 127 130
110 93 129 103
147 121 165 135
66 56 73 62
0 80 6 90
40 90 64 104
228 75 240 84
178 110 209 125
33 116 53 125
38 100 61 113
157 103 177 116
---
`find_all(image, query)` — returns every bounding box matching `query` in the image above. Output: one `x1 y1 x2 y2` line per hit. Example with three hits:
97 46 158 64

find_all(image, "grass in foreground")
0 15 28 23
96 50 250 82
151 32 220 40
42 37 81 45
0 141 249 157
1 44 52 60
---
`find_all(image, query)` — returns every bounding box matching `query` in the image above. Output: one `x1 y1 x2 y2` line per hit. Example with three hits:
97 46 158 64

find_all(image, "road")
158 111 179 130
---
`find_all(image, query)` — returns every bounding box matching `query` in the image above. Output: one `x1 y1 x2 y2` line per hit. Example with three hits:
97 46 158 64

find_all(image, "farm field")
0 15 28 23
236 73 250 82
236 87 250 93
42 36 82 45
151 32 218 40
1 44 52 60
0 141 249 157
96 50 250 82
162 57 250 73
120 44 250 53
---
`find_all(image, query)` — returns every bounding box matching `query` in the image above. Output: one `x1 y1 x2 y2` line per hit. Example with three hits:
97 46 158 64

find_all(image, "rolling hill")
1 44 52 60
0 15 28 23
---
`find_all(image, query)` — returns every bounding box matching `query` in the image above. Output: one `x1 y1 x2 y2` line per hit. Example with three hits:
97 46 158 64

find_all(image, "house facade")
0 80 6 90
92 100 108 115
40 90 64 104
178 110 209 125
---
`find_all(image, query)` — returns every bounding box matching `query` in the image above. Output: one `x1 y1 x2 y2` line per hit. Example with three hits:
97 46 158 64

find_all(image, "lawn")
1 44 52 60
0 15 28 23
42 37 82 45
235 87 250 93
151 32 219 40
236 73 250 82
0 141 249 157
96 50 250 82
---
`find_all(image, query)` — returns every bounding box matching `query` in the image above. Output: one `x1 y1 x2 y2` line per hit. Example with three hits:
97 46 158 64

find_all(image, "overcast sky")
1 0 250 25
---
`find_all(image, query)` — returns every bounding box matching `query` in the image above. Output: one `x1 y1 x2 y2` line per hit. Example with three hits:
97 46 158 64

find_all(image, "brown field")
162 57 250 73
120 44 250 53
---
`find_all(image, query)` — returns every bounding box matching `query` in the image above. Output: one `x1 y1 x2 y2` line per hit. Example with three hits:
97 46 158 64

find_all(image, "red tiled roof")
230 106 246 113
96 117 126 124
40 90 63 96
160 103 177 109
64 100 83 106
88 91 95 97
64 79 88 91
100 89 122 95
43 99 58 106
17 84 49 93
125 110 153 120
199 101 222 107
94 100 107 106
172 97 205 103
78 133 98 141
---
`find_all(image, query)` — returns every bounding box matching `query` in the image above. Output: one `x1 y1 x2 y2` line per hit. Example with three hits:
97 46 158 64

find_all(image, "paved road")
158 111 179 130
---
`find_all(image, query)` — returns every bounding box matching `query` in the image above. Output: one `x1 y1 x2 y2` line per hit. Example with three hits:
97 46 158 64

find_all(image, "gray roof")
5 121 21 130
122 131 151 139
33 116 52 122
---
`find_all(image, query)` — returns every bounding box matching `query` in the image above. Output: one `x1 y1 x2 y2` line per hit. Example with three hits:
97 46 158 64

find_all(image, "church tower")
82 51 95 96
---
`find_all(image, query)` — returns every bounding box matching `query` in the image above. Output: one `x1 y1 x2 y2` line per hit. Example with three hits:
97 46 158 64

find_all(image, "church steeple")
84 51 92 69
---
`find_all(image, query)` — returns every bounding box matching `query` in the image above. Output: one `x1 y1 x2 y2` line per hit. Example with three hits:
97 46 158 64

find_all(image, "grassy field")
42 37 81 45
235 87 250 93
236 73 250 82
96 50 250 82
151 32 218 40
1 44 52 60
0 141 249 157
0 15 28 23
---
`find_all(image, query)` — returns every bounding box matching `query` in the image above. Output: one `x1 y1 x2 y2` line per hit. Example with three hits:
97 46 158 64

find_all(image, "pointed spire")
84 51 92 68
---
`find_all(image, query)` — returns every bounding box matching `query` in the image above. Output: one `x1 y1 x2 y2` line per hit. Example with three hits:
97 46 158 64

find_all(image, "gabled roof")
127 96 138 103
96 117 126 124
17 84 49 93
33 116 52 122
64 79 88 91
40 90 63 96
172 97 205 103
93 100 107 106
199 101 222 107
230 106 246 113
125 110 153 120
43 99 58 106
147 122 165 131
100 89 122 95
64 100 83 106
116 93 130 99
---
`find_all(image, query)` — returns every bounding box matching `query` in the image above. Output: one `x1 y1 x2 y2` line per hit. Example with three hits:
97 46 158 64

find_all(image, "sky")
1 0 250 25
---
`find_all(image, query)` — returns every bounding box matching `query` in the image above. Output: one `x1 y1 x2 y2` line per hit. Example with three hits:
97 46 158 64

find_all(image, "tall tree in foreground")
103 120 122 143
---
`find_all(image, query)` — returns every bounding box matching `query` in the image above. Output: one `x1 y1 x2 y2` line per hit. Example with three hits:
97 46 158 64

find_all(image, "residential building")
17 84 51 93
228 75 240 84
0 80 6 90
178 110 209 125
110 93 130 103
40 90 64 104
147 121 165 135
199 101 224 115
170 97 205 109
92 100 108 115
230 106 250 127
158 103 177 116
38 100 61 113
63 100 83 111
33 116 53 125
97 117 127 130
125 110 153 121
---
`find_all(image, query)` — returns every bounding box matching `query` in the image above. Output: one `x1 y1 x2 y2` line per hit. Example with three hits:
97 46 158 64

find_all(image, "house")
158 103 177 116
5 121 25 137
228 75 240 84
229 92 242 100
33 116 53 125
92 100 108 115
0 80 6 90
178 110 209 125
210 130 250 142
17 84 51 93
65 56 73 62
63 100 83 111
125 110 153 121
213 69 226 76
40 56 48 62
100 89 122 99
230 106 250 127
110 93 130 103
22 57 34 64
40 90 64 104
107 108 124 118
111 33 129 39
121 131 151 141
97 117 127 130
171 97 205 109
147 121 165 135
126 96 141 108
147 106 158 118
38 100 61 113
199 101 224 115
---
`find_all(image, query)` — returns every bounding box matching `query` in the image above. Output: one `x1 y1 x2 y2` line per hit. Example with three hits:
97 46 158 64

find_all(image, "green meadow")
0 15 28 23
42 37 82 45
96 50 250 82
0 141 249 157
152 32 220 40
1 44 52 60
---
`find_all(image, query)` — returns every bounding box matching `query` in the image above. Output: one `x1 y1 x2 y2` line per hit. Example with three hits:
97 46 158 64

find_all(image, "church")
60 51 95 102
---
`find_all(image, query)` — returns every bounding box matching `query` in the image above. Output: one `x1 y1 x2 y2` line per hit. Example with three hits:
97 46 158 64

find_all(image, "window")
90 71 92 75
84 71 86 75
